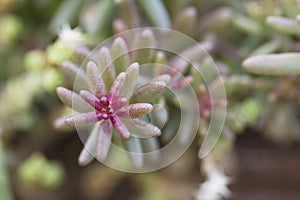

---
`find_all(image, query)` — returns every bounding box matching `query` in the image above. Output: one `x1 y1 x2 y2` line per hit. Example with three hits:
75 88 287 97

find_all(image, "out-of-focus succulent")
17 152 65 189
50 0 172 35
226 98 262 134
0 73 43 132
0 14 22 50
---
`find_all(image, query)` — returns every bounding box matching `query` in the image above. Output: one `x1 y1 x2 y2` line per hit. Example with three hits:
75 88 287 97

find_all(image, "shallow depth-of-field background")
1 0 300 200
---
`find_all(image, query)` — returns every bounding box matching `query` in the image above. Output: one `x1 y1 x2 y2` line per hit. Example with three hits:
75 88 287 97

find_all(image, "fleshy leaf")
122 62 139 98
61 61 88 90
49 0 83 32
113 19 128 35
96 120 113 161
80 0 114 34
79 90 101 110
266 16 300 35
78 123 100 166
64 112 98 126
154 51 167 76
198 7 233 32
116 103 153 118
130 81 167 103
232 13 262 34
169 45 207 73
98 47 116 90
109 114 130 139
111 37 130 75
141 137 160 163
109 72 127 102
132 29 156 64
123 137 143 168
149 98 168 128
116 0 141 28
137 0 171 28
56 87 92 112
123 118 161 137
249 40 280 56
86 61 106 97
160 109 180 143
173 7 197 34
243 53 300 75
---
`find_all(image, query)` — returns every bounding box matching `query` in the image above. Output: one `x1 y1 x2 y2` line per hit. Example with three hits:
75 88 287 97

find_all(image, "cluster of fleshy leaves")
51 1 300 198
238 1 300 143
55 33 177 166
51 2 300 187
54 25 254 169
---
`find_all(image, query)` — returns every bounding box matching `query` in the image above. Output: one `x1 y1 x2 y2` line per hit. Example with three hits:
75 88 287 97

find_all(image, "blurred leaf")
243 53 300 75
49 0 83 32
266 16 300 35
80 0 115 34
137 0 171 28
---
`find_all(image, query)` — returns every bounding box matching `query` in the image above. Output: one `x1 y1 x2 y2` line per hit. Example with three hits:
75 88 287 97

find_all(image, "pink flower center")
95 95 114 120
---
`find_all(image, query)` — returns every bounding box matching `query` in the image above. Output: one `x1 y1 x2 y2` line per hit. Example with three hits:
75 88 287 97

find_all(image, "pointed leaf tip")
86 61 107 97
110 72 127 101
98 46 116 90
112 37 130 75
122 62 140 98
137 0 171 28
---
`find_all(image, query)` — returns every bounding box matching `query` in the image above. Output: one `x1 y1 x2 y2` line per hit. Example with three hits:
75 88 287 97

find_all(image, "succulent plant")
3 0 300 199
55 34 170 167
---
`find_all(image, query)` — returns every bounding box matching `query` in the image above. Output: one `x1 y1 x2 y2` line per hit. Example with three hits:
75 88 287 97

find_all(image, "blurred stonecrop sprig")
49 3 300 195
50 0 288 175
17 152 65 189
0 14 22 50
239 0 300 143
49 0 200 35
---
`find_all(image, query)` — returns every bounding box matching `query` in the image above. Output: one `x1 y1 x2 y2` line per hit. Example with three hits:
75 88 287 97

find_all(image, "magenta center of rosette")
95 95 114 120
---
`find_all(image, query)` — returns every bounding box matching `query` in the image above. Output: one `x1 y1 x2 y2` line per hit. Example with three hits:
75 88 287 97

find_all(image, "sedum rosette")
56 52 164 166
